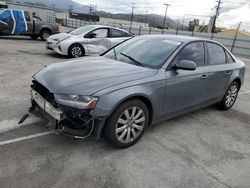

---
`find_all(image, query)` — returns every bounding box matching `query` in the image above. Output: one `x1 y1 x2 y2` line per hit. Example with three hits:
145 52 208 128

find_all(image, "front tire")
218 81 239 110
68 44 85 58
105 99 149 148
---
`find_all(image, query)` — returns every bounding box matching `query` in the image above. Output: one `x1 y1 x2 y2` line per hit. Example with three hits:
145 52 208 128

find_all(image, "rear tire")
40 29 51 41
68 44 85 58
105 99 149 148
217 81 239 110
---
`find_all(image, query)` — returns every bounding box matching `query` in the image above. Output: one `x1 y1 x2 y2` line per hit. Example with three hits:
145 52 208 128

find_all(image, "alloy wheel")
115 106 145 144
225 84 238 107
71 46 82 57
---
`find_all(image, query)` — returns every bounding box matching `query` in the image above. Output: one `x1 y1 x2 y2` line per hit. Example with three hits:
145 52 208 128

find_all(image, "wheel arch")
233 77 241 88
40 27 52 34
115 95 153 126
95 94 154 140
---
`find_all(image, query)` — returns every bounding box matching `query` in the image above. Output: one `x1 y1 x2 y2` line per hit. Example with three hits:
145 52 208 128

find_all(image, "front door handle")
200 74 208 79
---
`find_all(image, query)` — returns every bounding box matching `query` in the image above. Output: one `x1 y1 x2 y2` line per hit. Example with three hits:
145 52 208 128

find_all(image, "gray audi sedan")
23 35 245 148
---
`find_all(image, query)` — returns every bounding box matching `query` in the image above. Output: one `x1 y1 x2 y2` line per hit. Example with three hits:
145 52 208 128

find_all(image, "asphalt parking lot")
0 36 250 188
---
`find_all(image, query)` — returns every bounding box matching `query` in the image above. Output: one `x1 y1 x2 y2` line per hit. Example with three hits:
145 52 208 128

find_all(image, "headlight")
54 94 98 109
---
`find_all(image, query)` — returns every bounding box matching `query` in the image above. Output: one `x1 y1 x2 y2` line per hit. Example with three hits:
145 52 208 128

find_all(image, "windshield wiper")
120 53 142 66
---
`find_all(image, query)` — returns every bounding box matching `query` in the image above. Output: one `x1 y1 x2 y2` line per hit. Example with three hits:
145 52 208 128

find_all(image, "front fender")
90 80 166 120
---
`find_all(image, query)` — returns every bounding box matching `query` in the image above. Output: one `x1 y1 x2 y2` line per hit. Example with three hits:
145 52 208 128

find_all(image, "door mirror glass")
175 60 196 71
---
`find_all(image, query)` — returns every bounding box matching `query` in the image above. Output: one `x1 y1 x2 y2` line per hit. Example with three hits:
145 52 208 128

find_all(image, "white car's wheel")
68 44 85 58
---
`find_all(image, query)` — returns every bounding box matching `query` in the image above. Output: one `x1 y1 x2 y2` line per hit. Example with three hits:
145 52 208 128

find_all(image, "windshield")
70 25 95 35
103 36 181 69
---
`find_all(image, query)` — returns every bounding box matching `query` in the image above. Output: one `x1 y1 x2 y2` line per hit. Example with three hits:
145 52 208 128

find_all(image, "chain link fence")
48 16 250 59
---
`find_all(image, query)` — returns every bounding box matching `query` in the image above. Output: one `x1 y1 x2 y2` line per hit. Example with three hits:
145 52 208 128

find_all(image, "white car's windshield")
70 25 95 35
103 36 182 69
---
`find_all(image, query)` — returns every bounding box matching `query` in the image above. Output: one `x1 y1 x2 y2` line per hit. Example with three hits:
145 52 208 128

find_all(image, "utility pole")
231 22 242 52
212 0 222 33
145 11 148 26
129 3 135 32
162 3 171 34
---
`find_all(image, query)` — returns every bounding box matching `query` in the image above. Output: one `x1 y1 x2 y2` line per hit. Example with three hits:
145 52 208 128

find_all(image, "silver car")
22 35 245 148
46 25 133 57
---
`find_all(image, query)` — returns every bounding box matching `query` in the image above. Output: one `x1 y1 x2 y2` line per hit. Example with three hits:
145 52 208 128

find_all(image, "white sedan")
46 25 134 58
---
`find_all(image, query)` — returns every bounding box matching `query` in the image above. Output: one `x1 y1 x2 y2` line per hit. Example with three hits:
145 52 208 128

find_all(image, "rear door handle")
225 70 232 75
200 74 208 79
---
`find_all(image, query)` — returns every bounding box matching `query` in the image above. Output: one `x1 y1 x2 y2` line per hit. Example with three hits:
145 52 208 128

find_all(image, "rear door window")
206 42 226 65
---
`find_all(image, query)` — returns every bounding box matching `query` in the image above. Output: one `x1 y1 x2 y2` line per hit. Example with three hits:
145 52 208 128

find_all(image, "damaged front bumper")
20 89 106 140
31 89 63 121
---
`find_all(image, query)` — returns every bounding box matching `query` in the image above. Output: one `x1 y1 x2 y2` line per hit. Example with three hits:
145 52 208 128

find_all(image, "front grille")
31 80 56 105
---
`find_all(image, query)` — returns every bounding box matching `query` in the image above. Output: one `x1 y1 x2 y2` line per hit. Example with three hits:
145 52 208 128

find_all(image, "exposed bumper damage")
19 81 106 140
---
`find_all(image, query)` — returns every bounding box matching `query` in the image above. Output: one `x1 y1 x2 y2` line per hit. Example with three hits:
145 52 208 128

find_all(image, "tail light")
56 24 59 32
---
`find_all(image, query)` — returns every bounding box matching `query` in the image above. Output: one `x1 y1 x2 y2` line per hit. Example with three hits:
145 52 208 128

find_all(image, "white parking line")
239 90 250 95
0 131 53 146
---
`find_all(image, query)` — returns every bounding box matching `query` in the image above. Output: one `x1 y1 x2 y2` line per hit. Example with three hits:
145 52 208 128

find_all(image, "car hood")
34 56 157 95
49 32 73 40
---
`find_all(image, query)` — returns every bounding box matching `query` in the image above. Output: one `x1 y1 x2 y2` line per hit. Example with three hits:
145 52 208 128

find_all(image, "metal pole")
181 14 186 30
129 3 135 32
149 26 152 34
145 11 148 26
162 3 171 34
139 26 142 35
176 20 179 35
231 22 241 52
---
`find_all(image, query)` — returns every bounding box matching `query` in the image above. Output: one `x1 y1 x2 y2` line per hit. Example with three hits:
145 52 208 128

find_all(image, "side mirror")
175 60 196 71
89 33 97 38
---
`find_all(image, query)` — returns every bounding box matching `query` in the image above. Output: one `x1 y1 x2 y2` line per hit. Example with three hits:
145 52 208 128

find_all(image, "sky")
73 0 250 29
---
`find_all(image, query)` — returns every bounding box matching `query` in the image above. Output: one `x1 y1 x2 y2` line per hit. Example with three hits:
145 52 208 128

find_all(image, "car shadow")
0 36 41 41
46 52 71 59
147 105 219 132
46 53 92 60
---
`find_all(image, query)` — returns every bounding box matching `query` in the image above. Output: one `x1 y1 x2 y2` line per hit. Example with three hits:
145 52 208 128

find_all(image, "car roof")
87 25 131 33
136 35 214 44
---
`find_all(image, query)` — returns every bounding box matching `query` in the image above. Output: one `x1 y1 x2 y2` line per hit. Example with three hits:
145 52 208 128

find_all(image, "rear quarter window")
110 28 131 38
